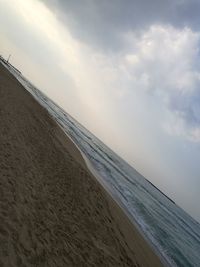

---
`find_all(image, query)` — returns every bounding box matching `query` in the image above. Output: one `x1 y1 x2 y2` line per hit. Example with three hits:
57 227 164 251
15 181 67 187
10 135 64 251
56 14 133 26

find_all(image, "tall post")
7 54 11 63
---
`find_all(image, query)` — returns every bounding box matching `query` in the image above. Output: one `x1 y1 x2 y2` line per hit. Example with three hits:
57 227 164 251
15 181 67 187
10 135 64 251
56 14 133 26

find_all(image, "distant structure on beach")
0 54 21 74
7 54 11 63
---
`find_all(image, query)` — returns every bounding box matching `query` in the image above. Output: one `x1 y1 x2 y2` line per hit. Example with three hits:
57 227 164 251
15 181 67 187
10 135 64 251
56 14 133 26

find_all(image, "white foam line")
55 125 172 267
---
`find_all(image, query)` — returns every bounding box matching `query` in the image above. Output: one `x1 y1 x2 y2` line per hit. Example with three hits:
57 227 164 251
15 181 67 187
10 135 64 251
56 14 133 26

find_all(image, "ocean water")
4 62 200 267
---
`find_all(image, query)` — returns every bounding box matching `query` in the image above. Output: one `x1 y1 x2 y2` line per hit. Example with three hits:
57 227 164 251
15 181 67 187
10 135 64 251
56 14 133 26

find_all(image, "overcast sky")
1 0 200 222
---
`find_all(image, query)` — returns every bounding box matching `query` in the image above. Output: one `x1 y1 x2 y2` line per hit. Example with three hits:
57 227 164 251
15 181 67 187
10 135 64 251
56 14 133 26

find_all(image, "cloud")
41 0 200 51
38 2 200 144
123 25 200 142
2 0 200 144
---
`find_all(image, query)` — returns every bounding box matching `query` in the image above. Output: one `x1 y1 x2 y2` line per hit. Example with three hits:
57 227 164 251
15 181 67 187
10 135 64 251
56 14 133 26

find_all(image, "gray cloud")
39 0 200 142
169 91 200 127
41 0 200 51
39 1 200 142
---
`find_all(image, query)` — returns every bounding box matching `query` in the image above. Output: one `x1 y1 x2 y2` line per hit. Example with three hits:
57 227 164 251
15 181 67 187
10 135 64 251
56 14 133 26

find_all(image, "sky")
0 0 200 222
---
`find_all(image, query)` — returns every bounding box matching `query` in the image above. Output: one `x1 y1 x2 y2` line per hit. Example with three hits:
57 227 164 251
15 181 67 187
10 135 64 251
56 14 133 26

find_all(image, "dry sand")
0 63 165 267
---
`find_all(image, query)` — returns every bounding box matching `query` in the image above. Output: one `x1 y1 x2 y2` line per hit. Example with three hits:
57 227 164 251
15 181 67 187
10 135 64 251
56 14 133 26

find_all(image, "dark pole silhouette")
7 54 11 63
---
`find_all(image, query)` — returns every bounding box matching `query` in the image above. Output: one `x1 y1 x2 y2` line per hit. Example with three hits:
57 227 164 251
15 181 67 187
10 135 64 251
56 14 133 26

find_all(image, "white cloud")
123 25 200 142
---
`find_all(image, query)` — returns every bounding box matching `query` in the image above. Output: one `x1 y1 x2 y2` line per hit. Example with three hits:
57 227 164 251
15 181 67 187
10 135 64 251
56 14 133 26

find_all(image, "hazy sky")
1 0 200 222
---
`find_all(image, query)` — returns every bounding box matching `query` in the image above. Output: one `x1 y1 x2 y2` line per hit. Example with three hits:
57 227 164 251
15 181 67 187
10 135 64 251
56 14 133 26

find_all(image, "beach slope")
0 63 164 267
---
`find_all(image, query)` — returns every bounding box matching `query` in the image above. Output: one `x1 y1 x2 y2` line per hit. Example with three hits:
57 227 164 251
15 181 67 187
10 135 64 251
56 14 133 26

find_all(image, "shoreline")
63 128 171 267
58 129 166 267
0 61 165 266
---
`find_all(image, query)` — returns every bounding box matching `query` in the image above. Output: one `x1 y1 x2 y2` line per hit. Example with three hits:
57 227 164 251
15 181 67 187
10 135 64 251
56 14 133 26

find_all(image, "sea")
3 61 200 267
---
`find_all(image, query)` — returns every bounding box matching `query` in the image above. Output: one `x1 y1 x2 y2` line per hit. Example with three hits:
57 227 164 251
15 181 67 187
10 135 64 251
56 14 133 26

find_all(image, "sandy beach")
0 63 164 266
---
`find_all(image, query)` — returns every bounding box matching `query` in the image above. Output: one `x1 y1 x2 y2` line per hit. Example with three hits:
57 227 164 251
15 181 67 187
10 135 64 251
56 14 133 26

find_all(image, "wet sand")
0 63 164 266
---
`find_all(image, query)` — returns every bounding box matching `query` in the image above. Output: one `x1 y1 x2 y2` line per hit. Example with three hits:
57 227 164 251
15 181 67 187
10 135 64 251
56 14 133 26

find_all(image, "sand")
0 62 165 267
